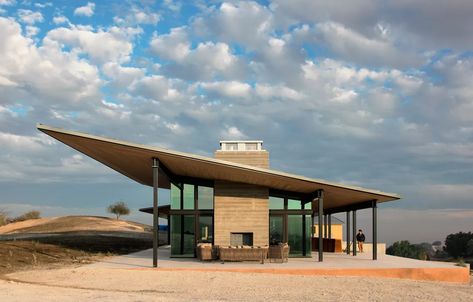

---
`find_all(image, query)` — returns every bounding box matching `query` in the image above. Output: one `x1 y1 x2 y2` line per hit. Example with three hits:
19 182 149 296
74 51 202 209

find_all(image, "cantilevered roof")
37 124 400 212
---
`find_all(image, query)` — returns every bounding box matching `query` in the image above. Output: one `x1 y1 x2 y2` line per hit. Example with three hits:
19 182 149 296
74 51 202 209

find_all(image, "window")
225 143 238 151
269 196 284 209
183 184 195 209
171 183 181 209
198 186 214 209
245 143 258 150
287 199 302 210
199 216 213 243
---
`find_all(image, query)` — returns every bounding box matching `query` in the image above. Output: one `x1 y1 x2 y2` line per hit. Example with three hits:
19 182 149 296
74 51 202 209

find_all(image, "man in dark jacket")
356 229 365 253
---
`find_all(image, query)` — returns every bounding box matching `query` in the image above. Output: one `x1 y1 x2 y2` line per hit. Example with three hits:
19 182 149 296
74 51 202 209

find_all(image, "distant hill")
0 216 152 234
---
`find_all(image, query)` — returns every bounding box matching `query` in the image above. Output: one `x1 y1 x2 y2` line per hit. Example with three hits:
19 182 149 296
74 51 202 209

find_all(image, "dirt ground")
1 267 472 301
0 241 103 275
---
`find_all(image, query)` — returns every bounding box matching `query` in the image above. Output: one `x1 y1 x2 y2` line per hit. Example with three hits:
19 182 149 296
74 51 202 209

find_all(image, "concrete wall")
214 151 269 169
214 180 269 247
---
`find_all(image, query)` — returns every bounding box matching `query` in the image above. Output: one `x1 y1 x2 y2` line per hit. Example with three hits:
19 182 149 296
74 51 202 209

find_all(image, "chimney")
215 140 269 169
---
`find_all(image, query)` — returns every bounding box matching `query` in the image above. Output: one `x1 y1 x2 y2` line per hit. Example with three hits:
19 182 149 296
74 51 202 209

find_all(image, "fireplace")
230 232 253 246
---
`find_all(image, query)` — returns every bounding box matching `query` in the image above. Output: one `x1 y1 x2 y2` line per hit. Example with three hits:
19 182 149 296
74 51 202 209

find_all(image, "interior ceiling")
38 125 400 212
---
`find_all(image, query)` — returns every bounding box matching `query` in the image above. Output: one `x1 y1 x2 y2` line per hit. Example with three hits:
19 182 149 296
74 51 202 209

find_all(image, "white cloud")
25 25 39 37
34 2 52 8
46 25 135 64
129 75 180 102
74 2 95 17
255 84 303 101
52 15 69 25
113 7 160 26
0 0 15 5
149 27 190 61
221 126 247 140
315 21 421 68
17 9 43 25
201 81 251 99
0 17 102 106
150 28 243 81
193 1 273 49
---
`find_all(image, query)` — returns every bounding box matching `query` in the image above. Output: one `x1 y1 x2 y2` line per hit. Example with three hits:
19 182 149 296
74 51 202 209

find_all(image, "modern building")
37 124 400 266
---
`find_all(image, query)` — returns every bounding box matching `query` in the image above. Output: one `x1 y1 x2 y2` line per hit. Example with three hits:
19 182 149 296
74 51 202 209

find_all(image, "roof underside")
37 124 400 212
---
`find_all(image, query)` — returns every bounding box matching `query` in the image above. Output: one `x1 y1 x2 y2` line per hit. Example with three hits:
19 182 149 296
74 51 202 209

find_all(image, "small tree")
107 201 130 220
0 209 8 226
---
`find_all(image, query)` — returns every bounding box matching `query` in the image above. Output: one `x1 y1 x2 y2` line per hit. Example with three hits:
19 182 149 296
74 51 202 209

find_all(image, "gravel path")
1 267 472 301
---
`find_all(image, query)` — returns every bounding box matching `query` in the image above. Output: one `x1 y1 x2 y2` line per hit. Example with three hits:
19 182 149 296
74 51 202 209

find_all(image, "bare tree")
107 201 130 220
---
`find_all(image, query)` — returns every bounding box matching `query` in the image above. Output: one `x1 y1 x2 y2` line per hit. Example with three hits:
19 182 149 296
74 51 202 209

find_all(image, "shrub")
386 240 426 260
107 201 130 220
0 209 8 226
9 210 41 223
444 232 473 258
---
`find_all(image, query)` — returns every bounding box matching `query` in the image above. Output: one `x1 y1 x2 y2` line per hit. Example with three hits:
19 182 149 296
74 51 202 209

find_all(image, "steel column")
152 158 159 267
352 210 357 256
328 214 332 239
346 211 351 254
317 190 324 262
323 214 327 238
372 200 378 260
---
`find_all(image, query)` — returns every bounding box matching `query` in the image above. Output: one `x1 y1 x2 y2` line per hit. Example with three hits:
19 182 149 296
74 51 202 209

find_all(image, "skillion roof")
37 124 400 212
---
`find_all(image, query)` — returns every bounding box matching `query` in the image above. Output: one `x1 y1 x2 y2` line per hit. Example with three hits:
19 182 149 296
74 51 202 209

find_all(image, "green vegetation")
386 240 431 260
107 201 130 220
444 231 473 258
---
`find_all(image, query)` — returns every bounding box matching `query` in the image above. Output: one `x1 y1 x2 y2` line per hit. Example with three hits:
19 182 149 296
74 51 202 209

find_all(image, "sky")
0 0 472 245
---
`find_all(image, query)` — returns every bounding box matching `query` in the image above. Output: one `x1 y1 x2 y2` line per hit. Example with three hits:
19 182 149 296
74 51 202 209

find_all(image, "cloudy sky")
1 0 472 245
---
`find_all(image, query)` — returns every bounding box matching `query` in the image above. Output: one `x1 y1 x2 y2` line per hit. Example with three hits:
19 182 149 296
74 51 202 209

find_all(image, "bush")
386 240 427 260
445 232 473 258
9 210 41 223
0 209 8 226
107 201 130 220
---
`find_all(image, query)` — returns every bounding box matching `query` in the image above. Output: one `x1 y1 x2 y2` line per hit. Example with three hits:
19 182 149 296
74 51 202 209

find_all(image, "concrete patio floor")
86 246 470 283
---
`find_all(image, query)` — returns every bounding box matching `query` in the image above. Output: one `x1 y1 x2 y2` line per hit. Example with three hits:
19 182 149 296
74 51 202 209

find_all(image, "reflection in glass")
171 183 181 209
183 184 195 209
288 215 303 255
287 199 302 209
269 215 284 245
269 196 284 209
199 216 213 243
170 215 195 257
198 186 214 209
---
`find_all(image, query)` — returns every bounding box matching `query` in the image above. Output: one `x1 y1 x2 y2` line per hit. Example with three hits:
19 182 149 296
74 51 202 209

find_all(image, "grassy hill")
0 216 152 234
0 216 156 275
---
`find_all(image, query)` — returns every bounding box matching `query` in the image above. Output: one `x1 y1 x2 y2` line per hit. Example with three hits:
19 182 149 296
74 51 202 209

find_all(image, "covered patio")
86 246 470 284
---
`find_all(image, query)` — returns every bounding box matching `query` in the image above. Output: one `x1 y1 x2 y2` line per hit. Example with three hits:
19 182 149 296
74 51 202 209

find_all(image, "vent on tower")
215 140 269 168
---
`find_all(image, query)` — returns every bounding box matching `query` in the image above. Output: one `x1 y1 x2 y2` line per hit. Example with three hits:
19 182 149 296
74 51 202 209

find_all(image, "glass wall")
269 194 312 257
170 215 195 257
269 196 284 209
269 215 284 245
199 215 213 243
198 186 214 209
170 182 214 257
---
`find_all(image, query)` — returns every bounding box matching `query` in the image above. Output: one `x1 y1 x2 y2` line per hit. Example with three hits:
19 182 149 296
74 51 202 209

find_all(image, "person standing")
356 229 365 253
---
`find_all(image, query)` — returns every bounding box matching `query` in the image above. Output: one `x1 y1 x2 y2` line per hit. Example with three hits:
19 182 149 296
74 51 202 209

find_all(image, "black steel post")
346 211 350 254
352 210 357 256
328 214 332 239
317 190 324 262
372 200 378 260
152 158 159 267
